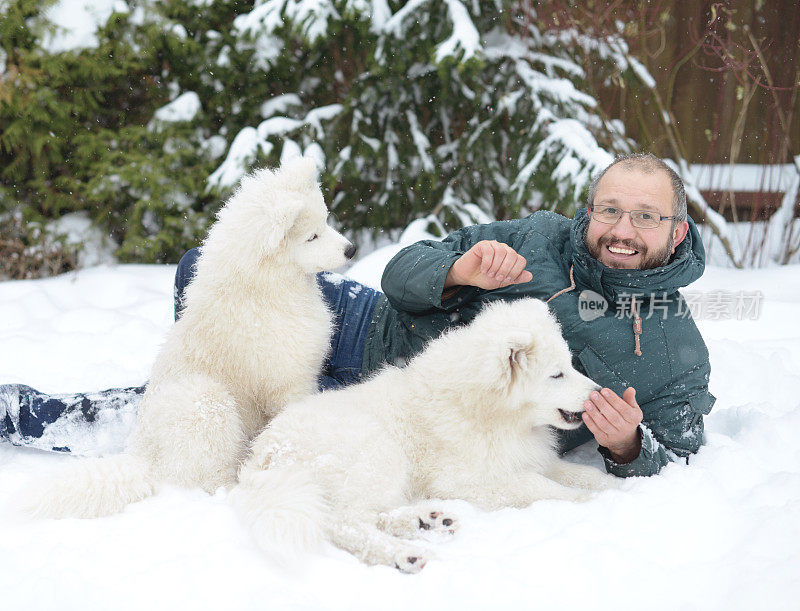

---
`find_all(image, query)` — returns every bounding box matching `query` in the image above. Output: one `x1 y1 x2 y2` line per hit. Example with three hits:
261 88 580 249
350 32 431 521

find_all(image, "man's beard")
584 225 674 270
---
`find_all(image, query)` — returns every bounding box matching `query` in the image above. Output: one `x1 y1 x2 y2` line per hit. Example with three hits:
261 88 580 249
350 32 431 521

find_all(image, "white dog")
230 298 617 573
21 157 354 519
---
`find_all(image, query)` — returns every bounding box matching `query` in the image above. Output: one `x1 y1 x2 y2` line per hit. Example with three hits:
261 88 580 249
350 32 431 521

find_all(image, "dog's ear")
503 333 536 380
260 196 305 254
508 345 529 371
278 156 318 193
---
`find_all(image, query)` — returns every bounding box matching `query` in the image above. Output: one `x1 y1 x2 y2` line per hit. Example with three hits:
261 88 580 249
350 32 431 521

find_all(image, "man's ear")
671 220 689 253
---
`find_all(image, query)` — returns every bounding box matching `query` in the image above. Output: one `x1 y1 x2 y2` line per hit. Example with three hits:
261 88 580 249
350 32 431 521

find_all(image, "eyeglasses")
589 203 678 229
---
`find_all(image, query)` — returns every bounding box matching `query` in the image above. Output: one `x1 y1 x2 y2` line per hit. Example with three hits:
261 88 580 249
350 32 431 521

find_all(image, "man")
1 153 714 477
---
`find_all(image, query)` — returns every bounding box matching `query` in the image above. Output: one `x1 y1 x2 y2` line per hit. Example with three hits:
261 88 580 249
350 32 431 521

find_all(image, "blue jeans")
1 248 381 452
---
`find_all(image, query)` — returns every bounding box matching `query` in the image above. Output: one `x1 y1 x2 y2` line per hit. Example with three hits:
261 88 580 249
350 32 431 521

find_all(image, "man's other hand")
444 241 533 291
583 387 643 464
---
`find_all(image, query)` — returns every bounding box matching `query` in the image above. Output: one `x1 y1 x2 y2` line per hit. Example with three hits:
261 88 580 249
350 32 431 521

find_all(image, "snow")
514 62 597 109
688 163 798 193
46 211 118 269
233 0 286 35
234 0 341 43
513 119 614 200
207 127 273 190
701 218 800 267
152 92 202 124
208 105 343 190
257 117 306 139
434 0 481 63
483 30 585 78
405 110 435 172
627 55 657 89
4 1 799 606
2 248 799 610
367 0 392 34
260 93 303 119
383 0 429 37
41 0 128 53
304 104 344 138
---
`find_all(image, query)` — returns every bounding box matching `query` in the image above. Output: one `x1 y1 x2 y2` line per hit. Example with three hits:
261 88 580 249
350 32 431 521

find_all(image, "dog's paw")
417 510 458 535
378 505 458 538
393 548 429 574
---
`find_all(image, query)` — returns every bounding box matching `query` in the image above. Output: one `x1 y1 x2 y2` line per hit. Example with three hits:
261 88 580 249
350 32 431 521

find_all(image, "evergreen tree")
209 0 637 236
0 0 235 269
1 0 644 276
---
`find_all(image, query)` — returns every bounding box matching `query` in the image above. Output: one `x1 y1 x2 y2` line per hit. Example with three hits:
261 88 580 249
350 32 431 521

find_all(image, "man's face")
584 165 689 270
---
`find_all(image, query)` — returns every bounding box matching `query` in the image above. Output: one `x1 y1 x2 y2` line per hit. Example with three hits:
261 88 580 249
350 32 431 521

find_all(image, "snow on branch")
514 61 597 109
434 0 481 62
207 105 343 190
514 119 613 201
365 0 392 33
483 30 584 78
233 0 285 35
405 110 435 172
152 92 201 124
260 94 303 119
207 127 273 191
384 0 481 63
234 0 342 42
543 29 656 88
383 0 431 37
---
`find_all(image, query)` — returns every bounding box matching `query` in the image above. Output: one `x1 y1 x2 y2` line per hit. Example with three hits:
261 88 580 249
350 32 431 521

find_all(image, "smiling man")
2 153 714 478
375 152 714 475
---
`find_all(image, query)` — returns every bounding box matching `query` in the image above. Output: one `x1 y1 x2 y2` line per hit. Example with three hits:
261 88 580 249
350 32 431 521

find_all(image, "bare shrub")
0 211 78 280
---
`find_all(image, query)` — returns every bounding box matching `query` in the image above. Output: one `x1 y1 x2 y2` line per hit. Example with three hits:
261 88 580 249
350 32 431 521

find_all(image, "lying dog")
21 157 354 518
230 298 617 572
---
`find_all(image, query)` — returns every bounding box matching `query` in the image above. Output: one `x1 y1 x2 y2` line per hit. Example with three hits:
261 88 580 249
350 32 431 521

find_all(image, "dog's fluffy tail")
17 453 155 519
230 467 327 564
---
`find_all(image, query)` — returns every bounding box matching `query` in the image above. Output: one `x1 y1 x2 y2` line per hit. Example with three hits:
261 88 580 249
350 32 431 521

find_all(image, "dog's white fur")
230 298 618 573
21 157 353 519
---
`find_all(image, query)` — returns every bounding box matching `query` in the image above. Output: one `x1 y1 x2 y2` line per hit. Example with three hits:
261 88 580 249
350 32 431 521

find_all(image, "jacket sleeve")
599 361 716 477
380 219 529 314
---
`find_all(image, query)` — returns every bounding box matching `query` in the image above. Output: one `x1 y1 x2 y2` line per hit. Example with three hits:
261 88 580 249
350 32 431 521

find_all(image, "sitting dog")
230 298 617 572
21 157 355 518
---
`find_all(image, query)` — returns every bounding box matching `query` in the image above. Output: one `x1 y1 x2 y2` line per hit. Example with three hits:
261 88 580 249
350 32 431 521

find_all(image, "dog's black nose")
344 243 357 260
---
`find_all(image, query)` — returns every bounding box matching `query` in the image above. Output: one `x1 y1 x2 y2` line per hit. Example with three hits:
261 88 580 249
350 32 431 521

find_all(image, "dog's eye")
307 234 318 242
550 372 564 379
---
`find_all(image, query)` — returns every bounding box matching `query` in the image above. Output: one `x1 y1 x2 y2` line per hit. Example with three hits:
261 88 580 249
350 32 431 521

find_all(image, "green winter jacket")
361 207 715 478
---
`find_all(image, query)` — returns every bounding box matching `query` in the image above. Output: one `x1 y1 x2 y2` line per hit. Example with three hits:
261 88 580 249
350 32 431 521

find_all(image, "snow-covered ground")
1 243 799 611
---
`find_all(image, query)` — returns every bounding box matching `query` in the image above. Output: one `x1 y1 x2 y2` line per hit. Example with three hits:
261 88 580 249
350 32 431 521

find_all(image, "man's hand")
583 387 643 464
444 240 532 291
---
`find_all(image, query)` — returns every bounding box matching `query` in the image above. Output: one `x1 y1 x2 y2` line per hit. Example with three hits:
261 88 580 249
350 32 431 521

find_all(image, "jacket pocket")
575 345 628 393
688 391 716 416
685 390 716 435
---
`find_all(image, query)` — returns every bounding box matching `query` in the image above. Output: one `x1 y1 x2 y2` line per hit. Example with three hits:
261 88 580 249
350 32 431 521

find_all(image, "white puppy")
231 298 617 573
21 156 354 518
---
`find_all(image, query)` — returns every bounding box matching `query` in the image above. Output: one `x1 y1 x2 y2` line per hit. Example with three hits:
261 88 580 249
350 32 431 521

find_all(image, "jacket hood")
569 207 706 303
